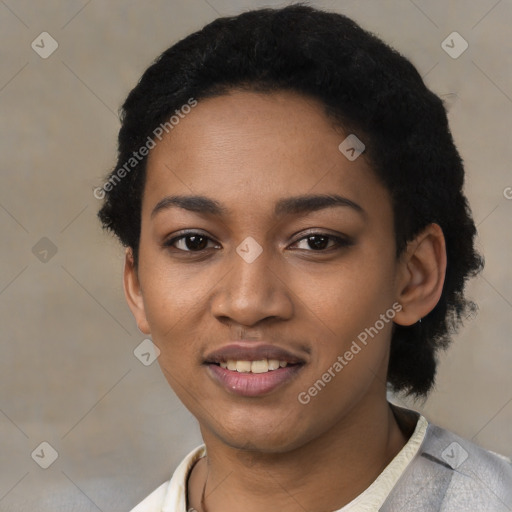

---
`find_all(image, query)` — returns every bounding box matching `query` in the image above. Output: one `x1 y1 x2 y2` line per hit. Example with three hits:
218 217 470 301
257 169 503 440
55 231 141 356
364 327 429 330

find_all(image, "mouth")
203 343 307 397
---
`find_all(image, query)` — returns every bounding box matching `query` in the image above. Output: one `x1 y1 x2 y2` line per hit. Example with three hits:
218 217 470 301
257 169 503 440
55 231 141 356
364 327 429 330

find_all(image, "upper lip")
204 343 307 364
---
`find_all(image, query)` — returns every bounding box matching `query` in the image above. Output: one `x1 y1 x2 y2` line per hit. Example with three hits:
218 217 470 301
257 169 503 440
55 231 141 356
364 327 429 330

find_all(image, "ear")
123 247 151 335
393 223 447 326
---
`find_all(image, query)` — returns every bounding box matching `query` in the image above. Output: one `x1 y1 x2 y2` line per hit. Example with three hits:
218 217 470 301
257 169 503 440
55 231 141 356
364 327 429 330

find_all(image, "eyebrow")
150 193 366 219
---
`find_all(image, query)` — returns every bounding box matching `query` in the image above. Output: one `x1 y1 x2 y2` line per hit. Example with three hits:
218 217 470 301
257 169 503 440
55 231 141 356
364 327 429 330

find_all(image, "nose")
210 240 294 327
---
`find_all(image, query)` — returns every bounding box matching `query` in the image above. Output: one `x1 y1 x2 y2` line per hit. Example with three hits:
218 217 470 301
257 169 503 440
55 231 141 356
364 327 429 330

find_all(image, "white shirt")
130 413 428 511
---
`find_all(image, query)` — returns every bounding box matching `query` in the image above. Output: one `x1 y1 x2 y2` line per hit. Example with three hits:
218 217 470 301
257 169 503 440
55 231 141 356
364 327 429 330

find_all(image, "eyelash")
162 230 353 254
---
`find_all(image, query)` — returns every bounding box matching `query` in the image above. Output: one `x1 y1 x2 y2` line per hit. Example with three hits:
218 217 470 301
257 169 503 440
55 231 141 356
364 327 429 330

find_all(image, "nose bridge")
211 235 293 325
234 236 272 296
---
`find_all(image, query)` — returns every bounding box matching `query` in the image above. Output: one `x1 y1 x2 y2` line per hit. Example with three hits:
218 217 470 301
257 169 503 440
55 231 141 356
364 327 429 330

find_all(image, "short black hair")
97 3 484 397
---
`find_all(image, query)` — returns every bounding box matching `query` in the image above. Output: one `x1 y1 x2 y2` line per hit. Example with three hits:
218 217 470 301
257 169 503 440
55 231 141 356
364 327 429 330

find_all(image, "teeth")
236 360 252 373
251 360 269 373
219 358 289 373
268 359 280 370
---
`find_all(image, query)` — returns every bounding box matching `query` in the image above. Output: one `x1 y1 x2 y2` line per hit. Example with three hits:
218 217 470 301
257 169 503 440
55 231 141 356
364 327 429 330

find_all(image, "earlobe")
393 223 447 327
123 248 151 335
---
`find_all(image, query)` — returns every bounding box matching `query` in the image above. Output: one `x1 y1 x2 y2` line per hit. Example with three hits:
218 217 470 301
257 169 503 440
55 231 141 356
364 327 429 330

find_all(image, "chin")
212 418 313 454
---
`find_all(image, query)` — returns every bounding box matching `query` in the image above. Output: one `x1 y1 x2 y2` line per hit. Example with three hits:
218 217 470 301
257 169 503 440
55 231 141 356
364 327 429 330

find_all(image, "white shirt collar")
130 407 428 512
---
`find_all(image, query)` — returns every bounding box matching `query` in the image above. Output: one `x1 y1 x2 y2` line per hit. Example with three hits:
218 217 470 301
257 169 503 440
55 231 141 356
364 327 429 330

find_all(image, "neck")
188 398 410 512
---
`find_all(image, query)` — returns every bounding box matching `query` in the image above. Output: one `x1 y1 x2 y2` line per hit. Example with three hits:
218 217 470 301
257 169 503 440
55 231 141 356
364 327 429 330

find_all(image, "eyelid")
289 228 353 243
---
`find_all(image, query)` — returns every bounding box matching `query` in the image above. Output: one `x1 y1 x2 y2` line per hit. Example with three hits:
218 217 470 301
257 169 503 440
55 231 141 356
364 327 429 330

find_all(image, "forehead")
142 90 389 221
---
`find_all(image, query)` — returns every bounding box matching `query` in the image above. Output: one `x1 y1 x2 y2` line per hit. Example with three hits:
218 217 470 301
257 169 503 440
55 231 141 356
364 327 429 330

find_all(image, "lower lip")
206 364 303 397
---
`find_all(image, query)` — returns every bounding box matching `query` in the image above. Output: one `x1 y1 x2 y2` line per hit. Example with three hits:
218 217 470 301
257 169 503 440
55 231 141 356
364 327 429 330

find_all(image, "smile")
217 358 291 373
206 360 304 397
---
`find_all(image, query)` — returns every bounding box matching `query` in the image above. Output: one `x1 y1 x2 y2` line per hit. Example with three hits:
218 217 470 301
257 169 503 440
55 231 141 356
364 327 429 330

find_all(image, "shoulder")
423 422 512 481
383 420 512 511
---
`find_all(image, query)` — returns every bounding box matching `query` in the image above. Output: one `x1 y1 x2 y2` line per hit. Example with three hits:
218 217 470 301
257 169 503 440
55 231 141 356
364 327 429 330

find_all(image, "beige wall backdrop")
1 0 511 510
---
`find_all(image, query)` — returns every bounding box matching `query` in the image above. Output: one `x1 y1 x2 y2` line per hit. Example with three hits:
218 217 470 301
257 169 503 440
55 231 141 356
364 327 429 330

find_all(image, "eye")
162 230 353 254
163 231 220 252
290 232 353 251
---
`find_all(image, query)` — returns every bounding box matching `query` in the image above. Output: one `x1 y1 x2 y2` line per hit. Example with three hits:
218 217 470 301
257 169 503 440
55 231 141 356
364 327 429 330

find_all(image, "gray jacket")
382 404 512 511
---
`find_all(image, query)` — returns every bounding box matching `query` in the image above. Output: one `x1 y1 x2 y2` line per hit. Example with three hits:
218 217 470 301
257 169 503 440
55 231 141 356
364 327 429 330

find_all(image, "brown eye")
163 232 218 252
291 233 353 251
304 234 331 250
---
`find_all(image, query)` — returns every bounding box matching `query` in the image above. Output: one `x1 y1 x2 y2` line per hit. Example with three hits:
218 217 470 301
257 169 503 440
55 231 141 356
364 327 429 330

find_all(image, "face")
125 90 407 452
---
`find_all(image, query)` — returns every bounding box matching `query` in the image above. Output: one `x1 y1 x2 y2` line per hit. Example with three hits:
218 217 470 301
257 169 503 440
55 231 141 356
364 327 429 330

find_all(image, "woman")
97 4 512 511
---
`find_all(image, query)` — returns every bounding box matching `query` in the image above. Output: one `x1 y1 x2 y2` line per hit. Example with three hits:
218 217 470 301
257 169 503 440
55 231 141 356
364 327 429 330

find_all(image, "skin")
123 90 446 512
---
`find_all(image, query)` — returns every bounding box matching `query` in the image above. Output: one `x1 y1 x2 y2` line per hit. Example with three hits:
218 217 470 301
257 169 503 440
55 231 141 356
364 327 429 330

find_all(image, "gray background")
1 0 511 510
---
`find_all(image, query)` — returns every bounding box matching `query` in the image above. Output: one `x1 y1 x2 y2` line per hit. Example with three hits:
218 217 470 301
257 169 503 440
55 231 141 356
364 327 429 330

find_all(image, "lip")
203 342 307 397
203 342 307 364
206 363 304 397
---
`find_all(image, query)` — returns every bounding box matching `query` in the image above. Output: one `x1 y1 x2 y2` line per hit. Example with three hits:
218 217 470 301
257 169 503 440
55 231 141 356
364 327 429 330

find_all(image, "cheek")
299 251 395 331
137 251 204 368
138 237 202 325
293 248 396 372
293 271 395 422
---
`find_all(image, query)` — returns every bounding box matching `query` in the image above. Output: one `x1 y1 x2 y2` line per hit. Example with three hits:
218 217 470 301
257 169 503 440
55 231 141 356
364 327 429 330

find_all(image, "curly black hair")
97 3 484 397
